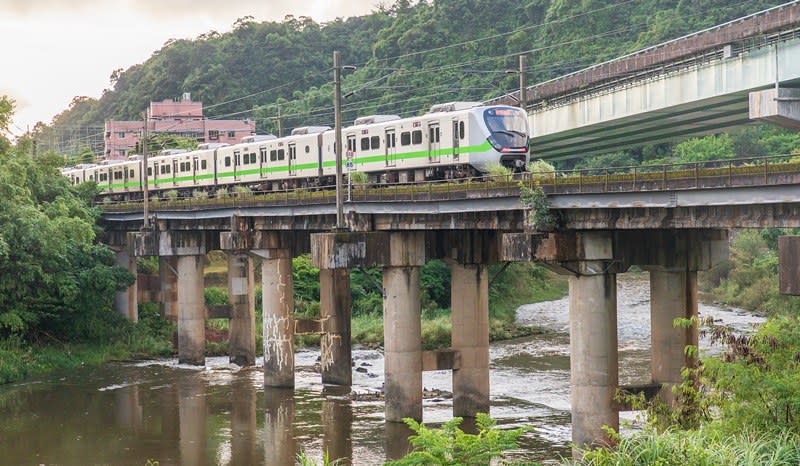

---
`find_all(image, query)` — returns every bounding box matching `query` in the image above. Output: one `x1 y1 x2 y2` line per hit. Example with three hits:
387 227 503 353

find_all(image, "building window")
117 132 125 139
228 131 236 138
209 130 219 140
105 132 111 138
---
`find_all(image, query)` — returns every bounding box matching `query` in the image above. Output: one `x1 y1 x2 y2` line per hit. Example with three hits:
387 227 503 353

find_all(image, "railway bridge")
100 157 800 453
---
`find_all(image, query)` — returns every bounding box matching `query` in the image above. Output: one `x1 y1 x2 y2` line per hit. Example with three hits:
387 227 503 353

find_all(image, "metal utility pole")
277 104 282 137
142 109 150 229
333 50 345 230
519 54 527 111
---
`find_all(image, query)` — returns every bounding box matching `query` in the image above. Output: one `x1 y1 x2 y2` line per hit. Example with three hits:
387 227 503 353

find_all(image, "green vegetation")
0 100 173 385
35 0 788 156
387 414 530 466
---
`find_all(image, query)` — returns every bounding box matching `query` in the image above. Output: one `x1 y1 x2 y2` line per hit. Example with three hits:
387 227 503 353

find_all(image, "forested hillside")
37 0 788 148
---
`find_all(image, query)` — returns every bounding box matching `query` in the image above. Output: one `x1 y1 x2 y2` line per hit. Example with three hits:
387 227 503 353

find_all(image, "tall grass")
576 428 800 466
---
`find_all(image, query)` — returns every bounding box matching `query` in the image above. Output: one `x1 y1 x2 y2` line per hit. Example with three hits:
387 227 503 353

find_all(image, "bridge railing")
98 154 800 213
532 153 800 195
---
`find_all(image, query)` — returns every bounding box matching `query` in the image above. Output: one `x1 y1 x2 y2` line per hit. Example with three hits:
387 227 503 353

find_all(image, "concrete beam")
134 229 214 257
779 235 800 295
750 87 800 131
294 318 323 335
311 231 425 269
422 350 461 372
501 229 728 273
426 230 503 264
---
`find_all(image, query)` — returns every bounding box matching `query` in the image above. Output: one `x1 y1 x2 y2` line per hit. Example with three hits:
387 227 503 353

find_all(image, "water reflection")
0 276 766 465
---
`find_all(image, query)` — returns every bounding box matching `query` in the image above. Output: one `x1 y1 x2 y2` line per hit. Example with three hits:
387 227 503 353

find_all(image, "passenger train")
62 102 529 199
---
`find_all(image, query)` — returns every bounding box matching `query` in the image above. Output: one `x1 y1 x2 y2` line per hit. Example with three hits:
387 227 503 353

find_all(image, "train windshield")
483 107 528 149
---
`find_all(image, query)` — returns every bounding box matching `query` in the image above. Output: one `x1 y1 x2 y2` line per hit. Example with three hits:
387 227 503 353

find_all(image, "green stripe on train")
102 140 495 192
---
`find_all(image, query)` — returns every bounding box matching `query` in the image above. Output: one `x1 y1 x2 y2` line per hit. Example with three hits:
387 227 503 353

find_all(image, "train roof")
353 115 401 126
426 102 483 113
291 126 331 135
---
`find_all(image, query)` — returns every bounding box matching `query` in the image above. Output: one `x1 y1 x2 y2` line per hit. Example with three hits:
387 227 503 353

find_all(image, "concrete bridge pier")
226 252 256 367
113 247 138 322
450 262 490 417
256 247 295 388
159 257 179 321
320 269 353 386
264 388 296 466
176 254 207 366
649 270 698 405
569 272 619 449
135 229 212 366
312 231 426 422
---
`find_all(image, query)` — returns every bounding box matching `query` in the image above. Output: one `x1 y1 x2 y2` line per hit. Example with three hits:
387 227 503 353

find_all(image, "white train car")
65 102 528 198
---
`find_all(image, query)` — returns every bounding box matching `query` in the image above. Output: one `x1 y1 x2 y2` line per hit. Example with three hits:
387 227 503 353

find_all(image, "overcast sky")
1 0 377 136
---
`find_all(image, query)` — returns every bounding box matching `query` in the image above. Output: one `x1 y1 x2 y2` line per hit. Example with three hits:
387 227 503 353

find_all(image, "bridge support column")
227 252 256 367
384 264 423 422
231 377 258 465
259 249 295 388
159 257 179 321
178 375 207 466
450 262 490 417
570 272 619 450
176 254 206 366
320 269 352 386
113 248 138 322
650 270 698 405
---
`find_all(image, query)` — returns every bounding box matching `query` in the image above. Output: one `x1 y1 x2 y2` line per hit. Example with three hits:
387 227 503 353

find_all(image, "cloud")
1 0 378 22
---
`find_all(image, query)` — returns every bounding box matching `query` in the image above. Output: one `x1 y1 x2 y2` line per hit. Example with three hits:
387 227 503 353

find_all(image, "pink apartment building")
104 93 255 159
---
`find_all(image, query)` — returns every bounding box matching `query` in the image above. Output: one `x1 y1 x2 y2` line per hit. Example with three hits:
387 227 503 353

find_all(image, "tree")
0 98 133 341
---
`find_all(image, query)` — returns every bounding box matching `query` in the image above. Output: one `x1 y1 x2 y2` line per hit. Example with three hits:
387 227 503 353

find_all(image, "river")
0 274 764 465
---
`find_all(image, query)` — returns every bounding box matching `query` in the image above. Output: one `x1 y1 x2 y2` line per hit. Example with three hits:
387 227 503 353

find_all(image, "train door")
452 120 460 161
192 156 199 185
172 159 178 185
153 161 160 187
288 143 297 176
233 150 241 181
385 128 396 167
428 122 441 163
260 147 268 178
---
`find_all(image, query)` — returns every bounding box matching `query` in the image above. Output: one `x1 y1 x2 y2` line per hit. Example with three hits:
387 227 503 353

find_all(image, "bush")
349 171 368 184
485 163 512 179
193 189 209 200
164 189 179 200
386 414 530 466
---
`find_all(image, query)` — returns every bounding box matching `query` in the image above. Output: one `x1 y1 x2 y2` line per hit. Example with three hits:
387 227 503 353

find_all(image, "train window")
429 126 440 143
270 150 277 162
201 160 207 170
160 165 166 175
250 153 257 164
305 145 310 153
260 148 267 163
165 165 171 174
277 149 285 161
401 132 411 146
90 175 95 181
147 168 152 176
347 137 356 152
225 157 231 167
129 170 135 178
387 133 396 148
412 130 422 145
459 121 465 140
370 136 380 150
360 138 369 151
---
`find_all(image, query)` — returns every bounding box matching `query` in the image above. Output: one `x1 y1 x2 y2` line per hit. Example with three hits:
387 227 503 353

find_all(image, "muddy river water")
0 274 764 465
